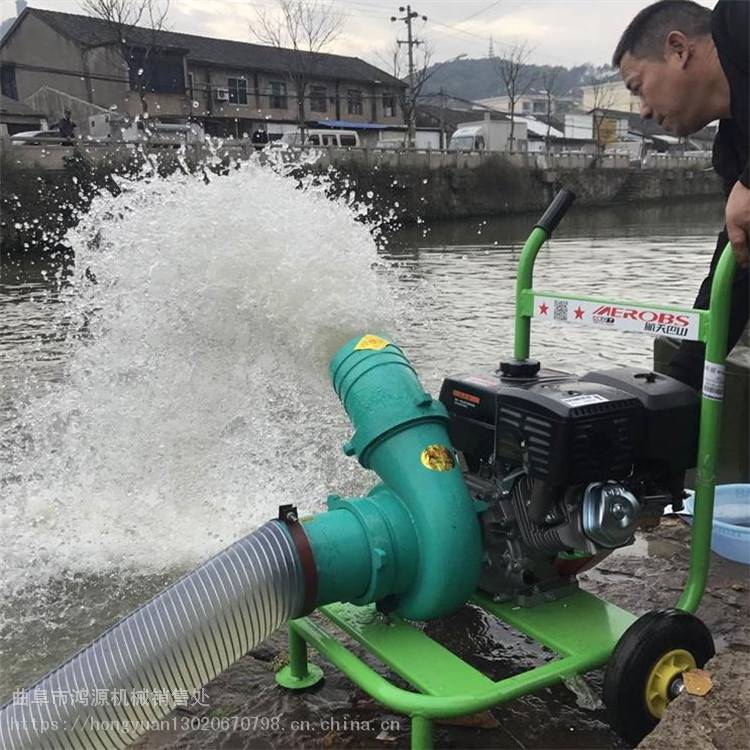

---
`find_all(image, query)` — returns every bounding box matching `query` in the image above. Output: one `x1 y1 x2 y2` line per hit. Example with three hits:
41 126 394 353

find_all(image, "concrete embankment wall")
328 155 722 223
0 140 723 257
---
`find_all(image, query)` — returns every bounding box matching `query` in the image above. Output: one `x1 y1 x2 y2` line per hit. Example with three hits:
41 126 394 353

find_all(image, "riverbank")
0 143 723 257
337 157 722 224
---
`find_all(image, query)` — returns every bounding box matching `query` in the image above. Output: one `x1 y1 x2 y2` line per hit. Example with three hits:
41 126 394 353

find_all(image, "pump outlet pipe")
1 335 482 749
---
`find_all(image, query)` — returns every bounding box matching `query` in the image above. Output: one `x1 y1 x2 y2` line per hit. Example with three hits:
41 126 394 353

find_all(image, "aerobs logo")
592 306 691 335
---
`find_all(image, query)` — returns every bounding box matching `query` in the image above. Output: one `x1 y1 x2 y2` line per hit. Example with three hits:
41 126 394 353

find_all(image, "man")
614 0 749 389
56 109 76 141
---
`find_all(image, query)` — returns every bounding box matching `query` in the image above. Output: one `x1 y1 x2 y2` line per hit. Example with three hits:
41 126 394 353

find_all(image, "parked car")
277 129 359 148
10 128 66 145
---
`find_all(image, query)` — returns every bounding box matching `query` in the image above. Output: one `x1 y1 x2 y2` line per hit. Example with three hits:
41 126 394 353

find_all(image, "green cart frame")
277 196 737 749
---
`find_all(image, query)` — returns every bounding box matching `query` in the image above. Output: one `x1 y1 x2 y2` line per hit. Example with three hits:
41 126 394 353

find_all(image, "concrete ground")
133 517 749 750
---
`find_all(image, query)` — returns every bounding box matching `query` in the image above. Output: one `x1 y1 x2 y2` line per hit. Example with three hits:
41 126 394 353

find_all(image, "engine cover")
440 369 644 487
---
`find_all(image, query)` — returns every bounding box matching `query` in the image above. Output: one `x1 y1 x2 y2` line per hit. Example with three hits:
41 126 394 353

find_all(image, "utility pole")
439 86 446 149
391 5 426 147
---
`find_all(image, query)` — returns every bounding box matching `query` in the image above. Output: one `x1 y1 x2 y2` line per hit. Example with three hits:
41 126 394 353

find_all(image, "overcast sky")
1 0 715 69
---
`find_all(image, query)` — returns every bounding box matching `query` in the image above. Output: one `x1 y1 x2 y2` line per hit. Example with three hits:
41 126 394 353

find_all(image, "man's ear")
664 30 691 68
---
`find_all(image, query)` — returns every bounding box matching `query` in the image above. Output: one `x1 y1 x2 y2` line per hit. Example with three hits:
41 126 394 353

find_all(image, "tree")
540 66 563 154
494 41 536 152
587 77 617 155
250 0 345 135
81 0 171 115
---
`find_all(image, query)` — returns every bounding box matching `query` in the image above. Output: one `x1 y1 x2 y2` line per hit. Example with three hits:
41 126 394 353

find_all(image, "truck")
87 113 205 144
448 117 527 152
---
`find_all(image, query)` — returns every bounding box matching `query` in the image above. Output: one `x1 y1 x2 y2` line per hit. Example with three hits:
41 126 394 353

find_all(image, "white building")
580 79 639 114
475 91 574 117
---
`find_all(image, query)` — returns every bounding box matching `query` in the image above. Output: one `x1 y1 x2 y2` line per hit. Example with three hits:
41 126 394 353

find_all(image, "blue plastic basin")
683 484 750 565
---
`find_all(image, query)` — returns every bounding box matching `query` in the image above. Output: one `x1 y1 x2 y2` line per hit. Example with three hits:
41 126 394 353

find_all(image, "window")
347 89 363 115
1 65 17 99
382 94 396 118
228 77 248 105
188 72 195 101
522 100 532 112
269 81 287 109
128 48 185 93
307 134 320 145
310 85 327 113
533 100 547 114
340 134 357 147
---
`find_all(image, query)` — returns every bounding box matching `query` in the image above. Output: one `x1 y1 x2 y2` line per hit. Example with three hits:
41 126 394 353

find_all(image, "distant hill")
418 57 615 100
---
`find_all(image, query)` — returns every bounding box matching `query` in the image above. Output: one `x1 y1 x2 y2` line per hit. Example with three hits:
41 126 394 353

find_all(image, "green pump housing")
301 334 483 620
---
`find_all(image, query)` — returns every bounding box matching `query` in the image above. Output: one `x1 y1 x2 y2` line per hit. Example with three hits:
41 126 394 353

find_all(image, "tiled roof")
6 8 404 88
416 103 512 129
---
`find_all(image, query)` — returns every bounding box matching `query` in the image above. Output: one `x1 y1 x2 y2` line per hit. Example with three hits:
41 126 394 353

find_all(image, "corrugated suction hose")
0 520 305 749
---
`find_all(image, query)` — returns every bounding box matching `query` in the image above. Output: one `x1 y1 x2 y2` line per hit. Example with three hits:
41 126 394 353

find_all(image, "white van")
278 129 359 148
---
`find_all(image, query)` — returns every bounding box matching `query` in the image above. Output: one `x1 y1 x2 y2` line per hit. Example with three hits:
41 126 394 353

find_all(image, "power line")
455 0 504 25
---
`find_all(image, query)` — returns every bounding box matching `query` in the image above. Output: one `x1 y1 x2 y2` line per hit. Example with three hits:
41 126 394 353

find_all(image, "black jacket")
712 0 749 194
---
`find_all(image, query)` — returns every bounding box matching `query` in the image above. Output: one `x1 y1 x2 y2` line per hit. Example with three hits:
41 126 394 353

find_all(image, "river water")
0 162 725 741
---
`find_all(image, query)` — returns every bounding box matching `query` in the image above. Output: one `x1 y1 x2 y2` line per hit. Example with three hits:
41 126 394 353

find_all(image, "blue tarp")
316 119 389 130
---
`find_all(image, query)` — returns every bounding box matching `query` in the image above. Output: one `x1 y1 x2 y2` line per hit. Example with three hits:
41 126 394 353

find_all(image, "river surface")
0 163 726 745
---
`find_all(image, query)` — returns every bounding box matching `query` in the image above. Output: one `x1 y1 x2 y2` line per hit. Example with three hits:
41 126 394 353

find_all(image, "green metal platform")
277 590 635 748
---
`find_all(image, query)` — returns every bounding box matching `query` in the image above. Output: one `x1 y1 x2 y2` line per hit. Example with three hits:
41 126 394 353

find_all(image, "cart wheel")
603 609 714 745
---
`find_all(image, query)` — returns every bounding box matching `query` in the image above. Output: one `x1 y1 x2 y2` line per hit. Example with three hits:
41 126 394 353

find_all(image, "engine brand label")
354 334 390 351
452 388 480 408
702 362 725 401
420 445 455 472
533 297 700 340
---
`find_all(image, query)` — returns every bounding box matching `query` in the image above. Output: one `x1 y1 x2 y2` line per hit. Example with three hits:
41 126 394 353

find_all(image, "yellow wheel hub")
645 648 696 718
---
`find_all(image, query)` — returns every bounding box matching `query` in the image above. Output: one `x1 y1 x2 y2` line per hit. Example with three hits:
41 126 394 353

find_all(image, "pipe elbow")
322 335 483 620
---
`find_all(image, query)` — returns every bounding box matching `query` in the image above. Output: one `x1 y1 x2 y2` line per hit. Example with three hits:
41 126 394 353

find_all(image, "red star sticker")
539 302 549 315
574 306 584 319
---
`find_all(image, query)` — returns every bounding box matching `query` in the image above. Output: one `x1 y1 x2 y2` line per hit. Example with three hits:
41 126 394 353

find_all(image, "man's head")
64 109 71 118
614 0 725 136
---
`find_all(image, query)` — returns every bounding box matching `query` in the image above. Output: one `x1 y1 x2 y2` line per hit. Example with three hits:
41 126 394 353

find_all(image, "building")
514 114 596 154
564 109 630 144
580 78 639 114
0 7 406 138
475 90 575 117
565 106 717 156
0 91 45 134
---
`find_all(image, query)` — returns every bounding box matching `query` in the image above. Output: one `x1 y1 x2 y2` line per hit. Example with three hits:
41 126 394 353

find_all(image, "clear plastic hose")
0 520 304 749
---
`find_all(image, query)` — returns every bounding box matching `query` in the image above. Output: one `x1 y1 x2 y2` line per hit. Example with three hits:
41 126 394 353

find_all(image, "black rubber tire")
603 608 715 746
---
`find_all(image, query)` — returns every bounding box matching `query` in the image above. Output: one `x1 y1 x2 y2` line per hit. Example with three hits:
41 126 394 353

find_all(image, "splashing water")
1 158 411 619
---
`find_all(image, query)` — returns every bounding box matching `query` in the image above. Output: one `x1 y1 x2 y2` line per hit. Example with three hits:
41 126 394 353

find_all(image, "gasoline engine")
440 359 699 604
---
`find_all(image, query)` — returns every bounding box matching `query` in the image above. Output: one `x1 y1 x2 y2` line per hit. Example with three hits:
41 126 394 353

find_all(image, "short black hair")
612 0 712 67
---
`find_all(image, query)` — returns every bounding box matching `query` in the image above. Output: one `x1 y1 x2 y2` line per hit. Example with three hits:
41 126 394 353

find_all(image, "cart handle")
534 187 576 235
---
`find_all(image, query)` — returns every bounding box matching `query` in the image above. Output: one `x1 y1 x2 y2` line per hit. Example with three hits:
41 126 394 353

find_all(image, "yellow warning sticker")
354 334 390 351
420 445 455 472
